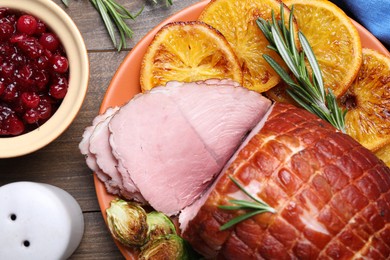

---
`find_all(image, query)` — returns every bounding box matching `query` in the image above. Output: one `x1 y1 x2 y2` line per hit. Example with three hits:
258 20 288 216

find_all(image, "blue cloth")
330 0 390 50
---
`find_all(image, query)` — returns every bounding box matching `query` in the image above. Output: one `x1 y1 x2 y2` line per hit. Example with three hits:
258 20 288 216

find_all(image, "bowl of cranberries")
0 0 88 158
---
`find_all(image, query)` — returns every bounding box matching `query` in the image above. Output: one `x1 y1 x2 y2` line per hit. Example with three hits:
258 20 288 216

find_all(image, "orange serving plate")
94 1 390 258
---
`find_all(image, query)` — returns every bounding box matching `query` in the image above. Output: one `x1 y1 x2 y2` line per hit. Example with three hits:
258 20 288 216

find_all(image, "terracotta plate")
94 1 390 258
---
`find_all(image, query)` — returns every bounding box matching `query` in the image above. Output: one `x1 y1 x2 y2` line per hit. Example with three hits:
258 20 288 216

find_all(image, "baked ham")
181 103 390 259
80 80 390 258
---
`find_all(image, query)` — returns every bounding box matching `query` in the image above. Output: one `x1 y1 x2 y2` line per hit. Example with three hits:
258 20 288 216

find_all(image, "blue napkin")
330 0 390 50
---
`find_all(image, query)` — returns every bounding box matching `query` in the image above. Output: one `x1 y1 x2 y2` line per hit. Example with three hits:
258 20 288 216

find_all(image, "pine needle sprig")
219 176 275 231
256 5 347 133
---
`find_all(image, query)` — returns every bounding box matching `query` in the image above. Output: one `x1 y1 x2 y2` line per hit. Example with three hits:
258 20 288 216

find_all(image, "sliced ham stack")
80 80 390 258
80 79 271 213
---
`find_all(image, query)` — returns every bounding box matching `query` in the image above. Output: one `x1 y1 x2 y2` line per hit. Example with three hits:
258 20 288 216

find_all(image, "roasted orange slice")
283 0 362 97
376 143 390 167
340 48 390 152
140 21 243 92
199 0 296 93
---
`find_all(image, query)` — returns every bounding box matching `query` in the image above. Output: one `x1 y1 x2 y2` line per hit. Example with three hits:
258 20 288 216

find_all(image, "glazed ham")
108 80 271 215
181 103 390 259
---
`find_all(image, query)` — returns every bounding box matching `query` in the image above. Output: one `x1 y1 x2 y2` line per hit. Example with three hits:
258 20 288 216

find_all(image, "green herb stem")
256 5 347 133
219 176 275 231
61 0 173 51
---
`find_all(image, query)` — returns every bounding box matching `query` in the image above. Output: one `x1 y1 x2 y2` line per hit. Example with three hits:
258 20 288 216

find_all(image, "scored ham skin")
109 80 271 215
182 103 390 259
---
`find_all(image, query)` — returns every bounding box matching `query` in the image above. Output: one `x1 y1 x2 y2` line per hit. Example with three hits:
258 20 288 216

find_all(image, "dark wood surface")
0 0 199 259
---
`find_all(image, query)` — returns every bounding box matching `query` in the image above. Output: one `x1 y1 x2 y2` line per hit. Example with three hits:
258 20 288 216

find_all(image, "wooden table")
0 0 199 258
2 1 389 259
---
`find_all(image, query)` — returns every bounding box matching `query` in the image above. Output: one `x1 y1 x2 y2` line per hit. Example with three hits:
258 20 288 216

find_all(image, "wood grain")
0 0 199 258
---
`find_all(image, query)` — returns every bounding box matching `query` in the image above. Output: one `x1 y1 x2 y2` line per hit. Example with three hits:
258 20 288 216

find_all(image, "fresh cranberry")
16 65 34 88
0 43 16 59
49 81 68 100
0 62 15 81
21 92 40 109
16 37 43 59
36 98 52 120
35 20 46 35
0 105 24 136
11 98 25 114
39 33 59 51
17 15 37 35
9 34 27 44
0 62 15 80
51 55 68 74
1 83 18 102
33 70 49 91
23 108 40 124
11 52 26 65
36 54 50 69
0 22 13 40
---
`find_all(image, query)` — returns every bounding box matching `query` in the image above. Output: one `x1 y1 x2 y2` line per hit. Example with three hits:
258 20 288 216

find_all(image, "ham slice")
181 103 390 259
79 107 119 194
108 80 271 215
88 109 145 202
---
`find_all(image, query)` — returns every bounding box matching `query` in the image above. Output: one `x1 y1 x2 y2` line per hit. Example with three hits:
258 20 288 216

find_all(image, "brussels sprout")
146 211 176 241
106 199 148 247
139 234 189 260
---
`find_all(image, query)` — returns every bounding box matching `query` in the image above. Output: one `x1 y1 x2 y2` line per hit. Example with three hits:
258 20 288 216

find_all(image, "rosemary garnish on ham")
257 5 347 133
219 176 275 231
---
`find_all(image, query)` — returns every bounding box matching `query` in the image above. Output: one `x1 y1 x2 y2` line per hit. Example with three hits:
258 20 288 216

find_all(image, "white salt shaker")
0 182 84 259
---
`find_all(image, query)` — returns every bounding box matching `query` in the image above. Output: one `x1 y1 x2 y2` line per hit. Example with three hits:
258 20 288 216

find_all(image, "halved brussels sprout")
106 199 148 247
146 211 176 241
139 234 189 260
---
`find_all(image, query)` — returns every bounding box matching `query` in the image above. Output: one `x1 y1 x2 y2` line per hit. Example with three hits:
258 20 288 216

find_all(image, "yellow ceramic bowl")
0 0 89 158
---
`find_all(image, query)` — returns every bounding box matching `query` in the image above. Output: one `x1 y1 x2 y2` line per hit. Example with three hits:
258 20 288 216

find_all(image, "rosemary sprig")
219 176 275 231
256 5 347 133
153 0 173 6
61 0 173 51
89 0 143 51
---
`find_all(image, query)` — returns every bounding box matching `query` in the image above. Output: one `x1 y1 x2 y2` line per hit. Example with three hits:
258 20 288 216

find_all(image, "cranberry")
36 54 50 69
35 20 46 35
49 80 68 99
33 70 49 91
0 22 13 40
1 83 18 102
0 62 15 80
21 92 39 108
39 33 59 51
0 105 24 135
0 43 16 58
16 37 43 59
23 108 40 124
51 55 68 74
17 15 37 35
11 52 26 65
15 65 34 89
36 98 52 120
